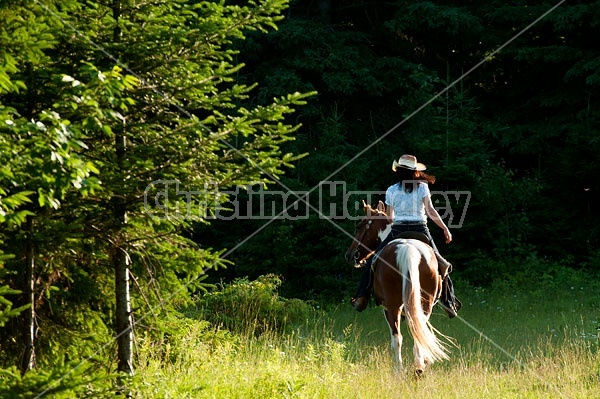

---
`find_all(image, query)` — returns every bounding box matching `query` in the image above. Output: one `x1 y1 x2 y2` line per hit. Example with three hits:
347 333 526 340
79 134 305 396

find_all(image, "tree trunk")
111 0 133 376
20 216 36 374
114 240 133 375
114 128 133 375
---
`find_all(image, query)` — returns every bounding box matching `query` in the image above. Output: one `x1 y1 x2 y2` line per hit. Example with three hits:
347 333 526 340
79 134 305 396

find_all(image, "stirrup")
441 300 458 318
454 296 463 312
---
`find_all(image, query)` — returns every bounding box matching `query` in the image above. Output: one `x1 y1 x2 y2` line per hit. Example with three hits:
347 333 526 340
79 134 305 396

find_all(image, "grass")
132 270 600 399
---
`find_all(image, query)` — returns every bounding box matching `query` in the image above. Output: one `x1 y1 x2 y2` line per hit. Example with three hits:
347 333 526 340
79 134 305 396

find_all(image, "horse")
345 200 450 374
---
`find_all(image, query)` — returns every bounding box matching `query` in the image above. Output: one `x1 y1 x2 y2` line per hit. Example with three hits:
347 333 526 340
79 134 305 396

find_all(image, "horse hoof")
414 369 424 378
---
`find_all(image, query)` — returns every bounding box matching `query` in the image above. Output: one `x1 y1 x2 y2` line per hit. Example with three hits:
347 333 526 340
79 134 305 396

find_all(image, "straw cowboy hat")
391 154 427 172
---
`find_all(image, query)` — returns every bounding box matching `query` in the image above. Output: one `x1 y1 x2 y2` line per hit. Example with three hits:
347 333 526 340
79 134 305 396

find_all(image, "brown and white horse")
345 201 450 374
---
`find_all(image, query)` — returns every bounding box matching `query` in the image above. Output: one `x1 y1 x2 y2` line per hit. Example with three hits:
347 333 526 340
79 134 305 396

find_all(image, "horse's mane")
364 200 389 220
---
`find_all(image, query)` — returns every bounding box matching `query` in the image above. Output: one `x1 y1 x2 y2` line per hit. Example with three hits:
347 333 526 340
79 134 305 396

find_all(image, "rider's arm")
423 195 452 244
385 204 394 223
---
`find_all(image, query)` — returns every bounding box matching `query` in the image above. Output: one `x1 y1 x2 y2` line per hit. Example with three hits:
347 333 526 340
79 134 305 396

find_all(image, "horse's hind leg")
384 307 403 371
413 344 425 376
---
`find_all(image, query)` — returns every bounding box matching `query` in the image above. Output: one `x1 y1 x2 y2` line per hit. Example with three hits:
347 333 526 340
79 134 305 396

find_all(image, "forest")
0 0 598 397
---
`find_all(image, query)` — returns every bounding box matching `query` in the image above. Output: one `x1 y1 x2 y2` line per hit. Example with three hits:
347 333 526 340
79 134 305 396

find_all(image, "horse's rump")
373 239 439 307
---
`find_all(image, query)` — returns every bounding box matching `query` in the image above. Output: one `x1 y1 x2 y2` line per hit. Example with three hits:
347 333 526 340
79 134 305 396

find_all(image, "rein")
352 219 372 264
352 208 386 265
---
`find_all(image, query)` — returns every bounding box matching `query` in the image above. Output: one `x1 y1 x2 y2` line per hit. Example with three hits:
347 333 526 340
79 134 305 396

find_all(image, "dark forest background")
199 0 600 298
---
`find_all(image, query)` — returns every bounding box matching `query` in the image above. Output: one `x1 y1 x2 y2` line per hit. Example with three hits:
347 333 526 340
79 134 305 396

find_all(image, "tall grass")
132 269 600 399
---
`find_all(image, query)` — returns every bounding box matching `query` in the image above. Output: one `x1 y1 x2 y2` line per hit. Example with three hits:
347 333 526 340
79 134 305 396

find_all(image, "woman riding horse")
345 200 452 372
350 154 462 317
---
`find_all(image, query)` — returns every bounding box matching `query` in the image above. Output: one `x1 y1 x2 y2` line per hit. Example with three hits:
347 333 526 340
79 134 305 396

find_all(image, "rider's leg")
441 274 462 318
416 228 452 278
351 265 371 312
351 234 394 312
420 227 461 318
435 252 452 278
356 263 371 297
434 251 461 318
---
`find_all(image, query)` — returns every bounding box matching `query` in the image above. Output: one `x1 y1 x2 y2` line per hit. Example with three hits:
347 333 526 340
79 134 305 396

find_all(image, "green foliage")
194 274 314 335
134 314 237 377
0 361 114 399
1 0 313 382
385 2 484 38
0 0 95 218
0 286 28 328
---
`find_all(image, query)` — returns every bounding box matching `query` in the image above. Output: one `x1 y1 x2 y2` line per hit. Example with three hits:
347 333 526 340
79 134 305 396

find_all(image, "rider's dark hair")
395 168 436 193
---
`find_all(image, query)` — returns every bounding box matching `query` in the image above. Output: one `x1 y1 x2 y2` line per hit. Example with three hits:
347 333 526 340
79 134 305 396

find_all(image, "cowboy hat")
392 154 426 172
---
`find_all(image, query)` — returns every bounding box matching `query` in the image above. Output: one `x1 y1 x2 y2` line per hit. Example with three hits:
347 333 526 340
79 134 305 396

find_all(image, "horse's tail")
397 243 449 364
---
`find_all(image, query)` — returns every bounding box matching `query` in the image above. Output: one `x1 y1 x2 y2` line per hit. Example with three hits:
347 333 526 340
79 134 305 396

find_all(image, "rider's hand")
443 227 452 244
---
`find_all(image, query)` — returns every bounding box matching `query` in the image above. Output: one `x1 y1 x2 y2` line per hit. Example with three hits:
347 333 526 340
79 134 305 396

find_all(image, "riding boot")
440 275 462 318
434 253 462 318
350 261 372 312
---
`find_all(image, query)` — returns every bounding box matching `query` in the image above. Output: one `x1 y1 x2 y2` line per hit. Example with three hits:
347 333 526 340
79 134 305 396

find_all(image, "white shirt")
385 182 430 223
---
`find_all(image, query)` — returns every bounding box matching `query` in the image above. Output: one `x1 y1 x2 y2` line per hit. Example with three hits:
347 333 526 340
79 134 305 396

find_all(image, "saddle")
369 231 431 271
393 231 431 245
393 231 453 279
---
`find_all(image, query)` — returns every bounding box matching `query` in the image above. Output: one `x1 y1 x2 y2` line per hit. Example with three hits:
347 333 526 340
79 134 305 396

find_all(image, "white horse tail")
397 243 449 364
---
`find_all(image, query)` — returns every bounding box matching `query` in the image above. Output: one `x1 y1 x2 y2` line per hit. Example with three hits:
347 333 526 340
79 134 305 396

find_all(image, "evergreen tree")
1 0 313 389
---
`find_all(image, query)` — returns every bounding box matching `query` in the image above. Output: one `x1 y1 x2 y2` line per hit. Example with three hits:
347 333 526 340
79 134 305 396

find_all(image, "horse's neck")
376 221 392 244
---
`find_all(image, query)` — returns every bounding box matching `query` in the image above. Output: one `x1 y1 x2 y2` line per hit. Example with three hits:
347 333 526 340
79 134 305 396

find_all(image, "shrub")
193 274 314 336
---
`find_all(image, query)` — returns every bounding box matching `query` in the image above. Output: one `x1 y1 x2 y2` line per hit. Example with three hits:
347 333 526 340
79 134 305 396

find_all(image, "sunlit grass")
132 271 600 398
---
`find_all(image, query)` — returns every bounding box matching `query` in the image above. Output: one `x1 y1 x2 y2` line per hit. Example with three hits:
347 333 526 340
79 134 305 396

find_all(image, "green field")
132 268 600 399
